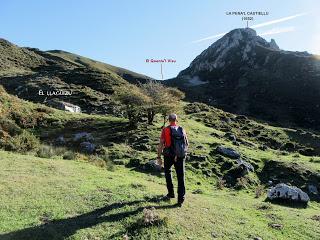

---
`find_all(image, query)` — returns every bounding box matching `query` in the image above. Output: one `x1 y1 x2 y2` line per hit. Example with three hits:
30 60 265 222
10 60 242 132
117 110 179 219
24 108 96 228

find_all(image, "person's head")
168 113 178 124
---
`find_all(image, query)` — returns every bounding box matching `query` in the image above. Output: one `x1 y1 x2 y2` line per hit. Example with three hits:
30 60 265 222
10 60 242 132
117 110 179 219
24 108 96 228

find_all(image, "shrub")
255 185 265 198
36 145 56 158
63 151 77 160
234 177 249 190
100 154 115 171
0 118 22 136
6 130 40 153
10 111 38 128
35 106 54 114
216 178 226 190
143 207 159 225
89 154 115 171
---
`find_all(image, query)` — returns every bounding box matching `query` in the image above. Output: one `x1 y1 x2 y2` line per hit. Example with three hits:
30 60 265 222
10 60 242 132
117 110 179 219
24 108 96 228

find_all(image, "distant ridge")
0 38 153 114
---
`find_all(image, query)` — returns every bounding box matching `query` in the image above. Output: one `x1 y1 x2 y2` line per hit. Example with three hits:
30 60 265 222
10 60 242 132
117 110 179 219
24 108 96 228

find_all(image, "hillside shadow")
42 117 133 149
264 198 309 209
129 166 164 178
0 195 176 240
284 129 320 156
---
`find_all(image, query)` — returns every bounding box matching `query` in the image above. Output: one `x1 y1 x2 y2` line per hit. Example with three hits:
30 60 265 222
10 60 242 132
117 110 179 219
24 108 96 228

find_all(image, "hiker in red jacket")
157 113 189 206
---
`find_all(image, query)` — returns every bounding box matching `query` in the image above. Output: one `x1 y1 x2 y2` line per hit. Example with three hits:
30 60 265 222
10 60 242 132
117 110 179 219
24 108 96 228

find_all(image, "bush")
6 130 40 153
0 118 22 136
255 185 265 198
10 111 39 128
100 154 115 171
36 145 56 158
216 178 226 190
63 151 77 160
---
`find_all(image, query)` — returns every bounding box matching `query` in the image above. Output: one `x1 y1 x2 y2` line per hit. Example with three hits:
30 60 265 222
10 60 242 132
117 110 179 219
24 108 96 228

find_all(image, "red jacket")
160 123 188 147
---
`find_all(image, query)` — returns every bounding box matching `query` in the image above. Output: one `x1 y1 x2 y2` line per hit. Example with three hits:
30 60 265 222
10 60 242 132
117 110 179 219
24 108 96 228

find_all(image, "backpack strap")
169 126 173 148
179 127 187 145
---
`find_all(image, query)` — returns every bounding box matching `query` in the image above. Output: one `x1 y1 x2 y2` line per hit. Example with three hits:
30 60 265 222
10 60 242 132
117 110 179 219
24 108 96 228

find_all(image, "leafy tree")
116 85 151 128
140 81 185 125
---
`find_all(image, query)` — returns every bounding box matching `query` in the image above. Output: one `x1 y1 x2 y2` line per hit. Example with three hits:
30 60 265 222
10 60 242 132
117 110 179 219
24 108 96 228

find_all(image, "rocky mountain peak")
185 28 280 74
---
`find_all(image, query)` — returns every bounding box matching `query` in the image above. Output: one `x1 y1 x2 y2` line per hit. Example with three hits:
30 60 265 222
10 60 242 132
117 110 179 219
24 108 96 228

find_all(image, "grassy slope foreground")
0 151 320 240
1 86 320 239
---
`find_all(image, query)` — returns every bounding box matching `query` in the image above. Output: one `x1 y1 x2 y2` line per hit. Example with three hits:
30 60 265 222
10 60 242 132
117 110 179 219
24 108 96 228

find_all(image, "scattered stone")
113 159 126 165
224 132 236 142
79 141 96 154
232 141 240 146
189 154 208 162
259 145 268 151
210 132 221 138
253 237 263 240
299 148 315 156
236 158 254 174
268 223 283 230
280 142 295 151
222 117 232 124
256 203 272 210
202 169 212 177
39 214 51 224
238 139 255 147
311 215 320 221
144 160 162 172
137 136 149 144
126 158 141 167
211 231 218 238
252 129 261 136
216 145 240 159
133 143 151 151
192 189 204 194
267 183 310 203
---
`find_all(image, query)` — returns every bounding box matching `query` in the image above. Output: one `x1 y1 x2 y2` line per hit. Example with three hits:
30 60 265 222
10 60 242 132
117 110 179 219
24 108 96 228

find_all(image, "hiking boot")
177 198 184 207
162 194 175 201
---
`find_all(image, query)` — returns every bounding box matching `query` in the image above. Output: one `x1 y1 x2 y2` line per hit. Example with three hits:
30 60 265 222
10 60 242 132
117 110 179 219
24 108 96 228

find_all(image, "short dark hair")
168 113 177 121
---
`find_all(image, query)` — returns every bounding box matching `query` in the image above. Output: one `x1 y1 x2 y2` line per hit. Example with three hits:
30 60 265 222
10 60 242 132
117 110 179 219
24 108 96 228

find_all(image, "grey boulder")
236 158 254 174
267 183 310 203
216 145 240 159
144 160 162 172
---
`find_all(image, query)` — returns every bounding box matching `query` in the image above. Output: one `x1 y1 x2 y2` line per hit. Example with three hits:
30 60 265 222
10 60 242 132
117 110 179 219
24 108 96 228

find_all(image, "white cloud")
191 32 227 44
191 12 307 44
251 12 307 28
259 26 295 36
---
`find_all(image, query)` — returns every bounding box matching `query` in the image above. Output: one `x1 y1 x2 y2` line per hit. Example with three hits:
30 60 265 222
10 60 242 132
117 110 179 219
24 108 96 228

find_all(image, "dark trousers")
164 155 186 202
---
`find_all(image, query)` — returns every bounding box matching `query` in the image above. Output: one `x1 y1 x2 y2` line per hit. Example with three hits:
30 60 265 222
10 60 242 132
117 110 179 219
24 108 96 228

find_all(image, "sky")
0 0 319 79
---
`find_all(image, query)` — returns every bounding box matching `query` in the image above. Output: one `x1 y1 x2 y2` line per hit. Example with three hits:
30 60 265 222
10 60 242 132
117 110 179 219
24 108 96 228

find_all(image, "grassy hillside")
46 50 153 84
0 150 320 240
0 39 152 114
1 83 320 239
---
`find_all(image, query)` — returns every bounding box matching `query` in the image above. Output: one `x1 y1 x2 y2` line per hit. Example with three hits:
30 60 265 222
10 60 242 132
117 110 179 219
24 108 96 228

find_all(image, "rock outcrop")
267 183 310 203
